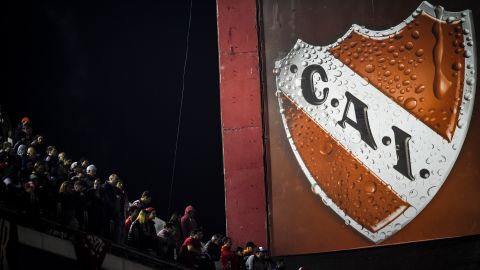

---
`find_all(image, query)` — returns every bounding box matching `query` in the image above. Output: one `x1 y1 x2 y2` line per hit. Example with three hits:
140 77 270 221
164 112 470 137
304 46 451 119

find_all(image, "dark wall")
280 235 480 270
4 0 225 236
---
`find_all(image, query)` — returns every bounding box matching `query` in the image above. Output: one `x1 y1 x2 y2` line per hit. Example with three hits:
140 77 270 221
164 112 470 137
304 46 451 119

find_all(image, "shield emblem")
274 1 476 243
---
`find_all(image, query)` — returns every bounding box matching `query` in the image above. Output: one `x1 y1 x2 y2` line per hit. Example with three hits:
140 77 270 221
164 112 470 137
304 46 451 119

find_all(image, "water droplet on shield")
427 186 438 196
466 77 475 86
403 207 417 218
404 98 417 110
364 181 377 193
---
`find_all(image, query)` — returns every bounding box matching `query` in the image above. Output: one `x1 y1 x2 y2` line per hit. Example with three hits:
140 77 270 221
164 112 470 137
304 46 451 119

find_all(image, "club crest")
273 1 476 243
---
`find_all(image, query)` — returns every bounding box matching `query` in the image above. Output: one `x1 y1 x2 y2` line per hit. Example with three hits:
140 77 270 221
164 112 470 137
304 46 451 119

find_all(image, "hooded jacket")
180 205 198 239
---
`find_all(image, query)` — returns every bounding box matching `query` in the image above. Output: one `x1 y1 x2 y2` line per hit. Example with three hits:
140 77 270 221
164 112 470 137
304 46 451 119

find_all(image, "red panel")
222 127 264 171
217 0 267 248
219 53 262 129
224 167 267 248
217 0 258 54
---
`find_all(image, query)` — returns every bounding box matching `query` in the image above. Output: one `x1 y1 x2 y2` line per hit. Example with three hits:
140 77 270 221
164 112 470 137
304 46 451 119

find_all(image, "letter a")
337 91 377 150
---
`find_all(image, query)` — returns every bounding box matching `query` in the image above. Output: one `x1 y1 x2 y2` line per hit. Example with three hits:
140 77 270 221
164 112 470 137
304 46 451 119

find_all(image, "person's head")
164 222 174 232
74 180 86 192
245 241 256 252
116 179 124 190
185 205 195 218
21 117 30 126
58 152 66 162
70 161 79 171
79 158 89 168
236 247 243 256
145 207 156 220
108 174 119 186
86 164 97 177
24 181 35 193
33 161 45 174
64 158 73 168
26 147 36 158
46 146 57 157
22 126 33 137
191 229 203 240
136 209 147 224
35 135 44 144
223 237 232 247
17 144 27 157
141 190 152 205
211 234 223 245
74 164 83 174
255 247 267 259
93 178 102 190
59 181 73 194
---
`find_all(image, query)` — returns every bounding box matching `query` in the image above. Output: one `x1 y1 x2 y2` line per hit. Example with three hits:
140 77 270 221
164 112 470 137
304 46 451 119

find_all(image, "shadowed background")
4 0 225 237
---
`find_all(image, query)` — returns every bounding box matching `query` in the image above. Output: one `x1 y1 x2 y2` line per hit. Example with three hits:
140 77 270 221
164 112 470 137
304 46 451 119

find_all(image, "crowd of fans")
0 109 290 270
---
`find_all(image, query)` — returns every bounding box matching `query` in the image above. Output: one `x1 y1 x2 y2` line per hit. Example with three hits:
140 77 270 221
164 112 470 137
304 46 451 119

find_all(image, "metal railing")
0 205 191 270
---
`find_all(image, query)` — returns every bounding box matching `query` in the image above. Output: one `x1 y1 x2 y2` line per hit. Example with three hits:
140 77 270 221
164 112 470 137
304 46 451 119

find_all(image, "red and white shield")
274 1 476 243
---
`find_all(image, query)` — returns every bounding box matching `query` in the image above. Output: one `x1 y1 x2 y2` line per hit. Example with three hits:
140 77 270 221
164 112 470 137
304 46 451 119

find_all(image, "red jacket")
221 245 238 270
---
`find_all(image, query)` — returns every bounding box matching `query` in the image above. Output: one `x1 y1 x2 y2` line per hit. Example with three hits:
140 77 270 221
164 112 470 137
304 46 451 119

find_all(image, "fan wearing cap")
246 247 271 270
13 116 31 143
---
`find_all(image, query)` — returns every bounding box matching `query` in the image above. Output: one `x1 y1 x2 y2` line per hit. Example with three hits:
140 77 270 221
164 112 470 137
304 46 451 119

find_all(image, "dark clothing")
73 191 88 229
0 115 12 141
85 175 96 189
169 218 183 248
1 177 23 206
58 192 77 228
20 191 41 215
127 220 157 250
205 240 221 261
13 124 26 143
246 255 271 270
103 182 121 241
21 156 36 172
85 187 106 235
56 164 69 182
30 172 55 217
157 229 178 260
44 155 59 175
